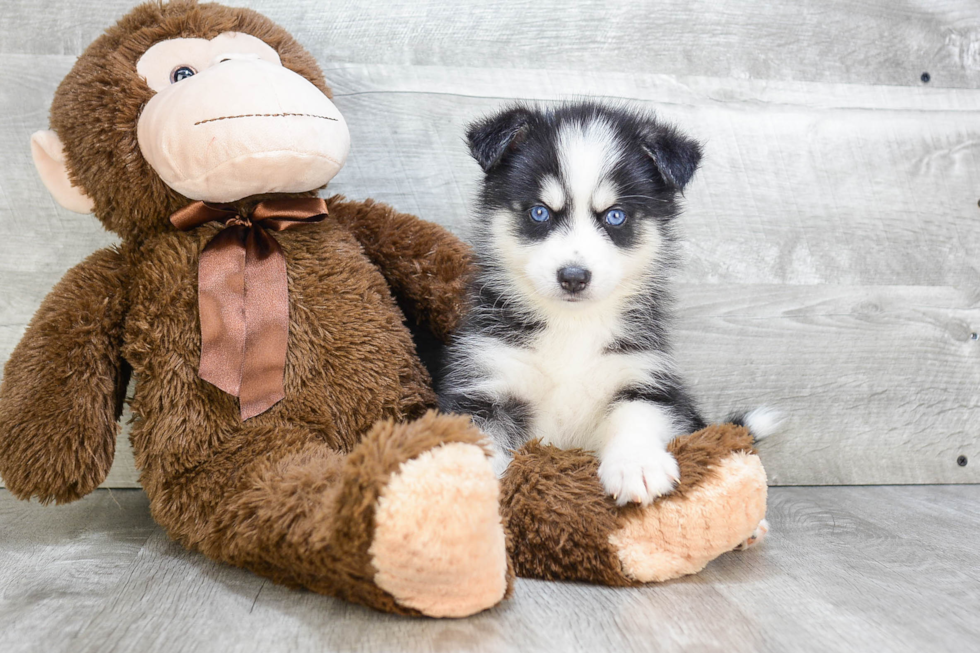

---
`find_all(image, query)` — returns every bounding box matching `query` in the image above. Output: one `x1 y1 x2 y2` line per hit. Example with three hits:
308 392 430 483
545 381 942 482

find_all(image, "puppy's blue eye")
529 205 551 223
604 209 627 227
170 66 197 83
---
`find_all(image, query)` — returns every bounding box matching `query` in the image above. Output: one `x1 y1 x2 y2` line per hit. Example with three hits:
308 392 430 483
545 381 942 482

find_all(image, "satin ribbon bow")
170 198 329 420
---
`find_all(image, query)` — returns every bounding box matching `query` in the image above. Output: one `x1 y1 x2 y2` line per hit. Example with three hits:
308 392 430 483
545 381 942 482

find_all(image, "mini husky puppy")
440 102 772 506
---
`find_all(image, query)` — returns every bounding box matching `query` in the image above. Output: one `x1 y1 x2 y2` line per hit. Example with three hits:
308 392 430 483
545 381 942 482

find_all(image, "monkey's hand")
327 196 473 341
0 247 130 503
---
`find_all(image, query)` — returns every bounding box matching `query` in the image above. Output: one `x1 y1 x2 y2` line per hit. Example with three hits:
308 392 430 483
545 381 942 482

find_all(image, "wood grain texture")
675 284 980 484
1 0 979 88
2 486 979 652
1 2 979 487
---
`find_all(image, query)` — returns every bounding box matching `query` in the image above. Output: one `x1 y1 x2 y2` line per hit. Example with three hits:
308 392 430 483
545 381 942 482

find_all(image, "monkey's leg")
500 424 767 585
146 411 509 617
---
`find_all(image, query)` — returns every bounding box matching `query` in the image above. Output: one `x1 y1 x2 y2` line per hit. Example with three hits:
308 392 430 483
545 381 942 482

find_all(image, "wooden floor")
1 487 977 653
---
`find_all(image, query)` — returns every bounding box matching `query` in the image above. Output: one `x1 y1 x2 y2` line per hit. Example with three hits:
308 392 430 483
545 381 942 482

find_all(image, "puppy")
440 102 772 506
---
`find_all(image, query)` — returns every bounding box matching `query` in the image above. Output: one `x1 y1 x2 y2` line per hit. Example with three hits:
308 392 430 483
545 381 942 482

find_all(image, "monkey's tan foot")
611 450 767 582
364 412 509 618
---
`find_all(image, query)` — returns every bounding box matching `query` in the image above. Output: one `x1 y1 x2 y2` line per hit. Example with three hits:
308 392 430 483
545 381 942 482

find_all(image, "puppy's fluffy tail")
726 407 785 443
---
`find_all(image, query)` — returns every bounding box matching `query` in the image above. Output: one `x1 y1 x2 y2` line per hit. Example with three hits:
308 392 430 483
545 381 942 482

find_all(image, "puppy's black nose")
557 266 592 293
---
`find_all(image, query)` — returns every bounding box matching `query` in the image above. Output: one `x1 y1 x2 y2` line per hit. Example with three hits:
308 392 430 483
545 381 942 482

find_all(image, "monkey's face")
34 3 350 239
135 31 349 203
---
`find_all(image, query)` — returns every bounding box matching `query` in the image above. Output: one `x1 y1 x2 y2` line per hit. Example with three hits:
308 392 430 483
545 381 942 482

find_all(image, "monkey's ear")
466 106 535 173
641 126 702 192
31 130 95 214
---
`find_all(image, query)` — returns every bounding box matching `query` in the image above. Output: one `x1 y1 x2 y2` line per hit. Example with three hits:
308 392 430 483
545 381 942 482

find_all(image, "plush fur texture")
0 1 499 618
500 424 766 585
0 247 130 503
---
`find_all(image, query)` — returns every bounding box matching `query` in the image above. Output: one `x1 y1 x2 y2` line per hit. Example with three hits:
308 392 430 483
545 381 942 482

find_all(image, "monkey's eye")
603 208 627 227
529 205 551 223
170 65 197 83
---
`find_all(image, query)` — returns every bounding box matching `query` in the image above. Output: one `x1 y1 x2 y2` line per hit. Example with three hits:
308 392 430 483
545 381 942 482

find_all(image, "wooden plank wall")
0 0 978 486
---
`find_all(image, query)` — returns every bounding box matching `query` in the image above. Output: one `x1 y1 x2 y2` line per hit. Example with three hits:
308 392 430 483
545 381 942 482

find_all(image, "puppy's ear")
642 125 702 191
466 106 534 173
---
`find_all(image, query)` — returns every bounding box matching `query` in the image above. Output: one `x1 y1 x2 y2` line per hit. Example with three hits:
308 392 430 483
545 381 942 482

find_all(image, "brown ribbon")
171 198 328 420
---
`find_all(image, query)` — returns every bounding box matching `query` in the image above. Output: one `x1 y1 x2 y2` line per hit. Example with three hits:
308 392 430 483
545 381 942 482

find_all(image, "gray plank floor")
1 487 978 653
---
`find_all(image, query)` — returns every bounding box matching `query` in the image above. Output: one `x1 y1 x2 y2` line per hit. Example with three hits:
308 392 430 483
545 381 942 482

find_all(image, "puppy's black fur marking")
614 384 706 434
466 106 534 173
440 391 532 451
642 125 703 191
465 279 544 347
517 205 568 242
605 279 673 354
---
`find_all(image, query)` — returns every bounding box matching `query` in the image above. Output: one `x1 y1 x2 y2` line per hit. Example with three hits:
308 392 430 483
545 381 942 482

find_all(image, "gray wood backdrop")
0 0 978 487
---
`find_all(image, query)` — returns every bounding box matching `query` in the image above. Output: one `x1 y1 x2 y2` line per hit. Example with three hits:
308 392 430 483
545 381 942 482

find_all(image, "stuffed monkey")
0 0 508 618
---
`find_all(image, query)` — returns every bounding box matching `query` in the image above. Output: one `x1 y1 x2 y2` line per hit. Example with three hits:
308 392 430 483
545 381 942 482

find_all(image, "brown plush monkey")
0 0 768 617
2 0 508 618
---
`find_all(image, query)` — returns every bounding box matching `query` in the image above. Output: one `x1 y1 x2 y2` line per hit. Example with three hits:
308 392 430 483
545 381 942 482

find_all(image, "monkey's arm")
328 196 472 341
0 247 130 503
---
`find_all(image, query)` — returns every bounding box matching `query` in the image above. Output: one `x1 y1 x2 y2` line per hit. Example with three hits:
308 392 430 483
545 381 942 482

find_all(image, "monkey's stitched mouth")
194 113 339 126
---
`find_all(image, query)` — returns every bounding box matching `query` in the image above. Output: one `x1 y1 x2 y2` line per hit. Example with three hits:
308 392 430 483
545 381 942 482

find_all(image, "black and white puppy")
440 102 768 506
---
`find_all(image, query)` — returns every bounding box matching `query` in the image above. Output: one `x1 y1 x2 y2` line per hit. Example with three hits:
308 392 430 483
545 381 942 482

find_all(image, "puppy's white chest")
482 322 660 450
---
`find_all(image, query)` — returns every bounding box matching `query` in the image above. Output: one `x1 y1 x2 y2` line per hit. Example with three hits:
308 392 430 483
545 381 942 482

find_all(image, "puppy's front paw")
598 445 679 506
